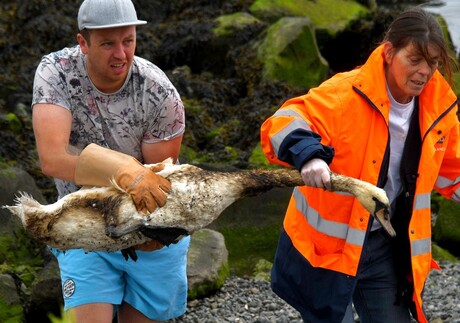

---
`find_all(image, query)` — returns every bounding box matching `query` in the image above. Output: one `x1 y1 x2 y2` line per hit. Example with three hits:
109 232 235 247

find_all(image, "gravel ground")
170 261 460 323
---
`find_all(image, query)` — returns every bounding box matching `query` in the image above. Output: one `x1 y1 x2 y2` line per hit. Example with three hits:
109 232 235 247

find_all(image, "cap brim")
81 20 147 30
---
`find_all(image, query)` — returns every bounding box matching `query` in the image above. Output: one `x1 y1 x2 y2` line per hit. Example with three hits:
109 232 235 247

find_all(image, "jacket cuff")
278 129 334 171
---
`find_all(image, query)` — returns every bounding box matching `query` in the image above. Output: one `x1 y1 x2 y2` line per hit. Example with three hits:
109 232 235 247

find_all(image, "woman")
260 6 459 323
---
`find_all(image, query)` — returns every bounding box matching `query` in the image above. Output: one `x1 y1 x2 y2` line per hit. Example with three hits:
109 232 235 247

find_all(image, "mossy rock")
250 0 369 34
434 15 457 63
432 243 458 263
0 231 45 287
0 274 25 323
0 113 23 134
253 258 273 281
213 12 262 38
186 229 230 300
248 143 283 169
248 143 270 168
454 72 460 121
433 197 460 257
257 17 329 88
187 263 230 300
453 72 460 99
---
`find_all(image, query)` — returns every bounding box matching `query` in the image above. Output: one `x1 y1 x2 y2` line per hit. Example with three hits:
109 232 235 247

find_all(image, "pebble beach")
171 261 460 323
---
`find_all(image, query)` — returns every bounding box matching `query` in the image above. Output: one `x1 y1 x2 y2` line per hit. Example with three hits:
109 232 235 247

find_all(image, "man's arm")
32 103 78 181
141 135 183 165
33 102 174 213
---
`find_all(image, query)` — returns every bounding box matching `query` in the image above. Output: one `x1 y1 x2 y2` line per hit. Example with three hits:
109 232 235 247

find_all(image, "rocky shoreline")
171 261 460 323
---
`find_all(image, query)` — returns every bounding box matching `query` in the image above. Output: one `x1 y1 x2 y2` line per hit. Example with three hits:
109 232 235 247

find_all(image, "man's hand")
300 158 331 190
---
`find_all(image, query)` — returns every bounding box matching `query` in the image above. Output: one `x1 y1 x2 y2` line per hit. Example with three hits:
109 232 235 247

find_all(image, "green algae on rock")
257 17 329 88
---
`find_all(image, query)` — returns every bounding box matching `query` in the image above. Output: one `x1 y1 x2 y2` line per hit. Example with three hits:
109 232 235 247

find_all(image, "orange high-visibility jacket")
260 44 460 322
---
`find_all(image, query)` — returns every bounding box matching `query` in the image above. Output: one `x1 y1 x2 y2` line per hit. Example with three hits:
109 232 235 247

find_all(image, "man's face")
78 26 137 93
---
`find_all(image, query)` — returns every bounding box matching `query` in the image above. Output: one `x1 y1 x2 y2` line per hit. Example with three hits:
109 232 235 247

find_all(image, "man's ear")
77 33 89 54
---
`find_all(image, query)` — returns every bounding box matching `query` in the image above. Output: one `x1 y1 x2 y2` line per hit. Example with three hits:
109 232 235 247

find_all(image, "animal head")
330 173 396 238
354 185 395 237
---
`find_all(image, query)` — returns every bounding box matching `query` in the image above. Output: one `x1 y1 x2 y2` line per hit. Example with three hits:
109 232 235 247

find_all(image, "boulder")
0 166 47 236
249 0 369 33
186 228 230 299
0 166 52 321
253 258 272 282
28 254 62 320
257 17 329 88
212 12 265 44
0 274 25 323
433 197 460 257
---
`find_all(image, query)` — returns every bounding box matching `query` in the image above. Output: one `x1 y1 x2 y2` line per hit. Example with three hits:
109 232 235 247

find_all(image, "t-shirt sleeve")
142 68 185 143
32 55 72 112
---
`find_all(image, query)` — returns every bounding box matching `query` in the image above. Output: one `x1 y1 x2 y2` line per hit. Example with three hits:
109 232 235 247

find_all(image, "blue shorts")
51 236 190 321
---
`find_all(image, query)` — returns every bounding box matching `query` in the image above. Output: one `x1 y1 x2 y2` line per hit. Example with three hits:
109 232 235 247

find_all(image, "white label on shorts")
63 279 76 298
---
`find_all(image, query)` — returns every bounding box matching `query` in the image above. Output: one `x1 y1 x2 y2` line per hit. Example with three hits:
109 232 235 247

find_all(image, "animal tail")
2 192 41 223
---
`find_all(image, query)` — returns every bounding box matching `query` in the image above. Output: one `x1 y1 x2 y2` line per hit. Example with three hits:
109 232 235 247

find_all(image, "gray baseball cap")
78 0 147 30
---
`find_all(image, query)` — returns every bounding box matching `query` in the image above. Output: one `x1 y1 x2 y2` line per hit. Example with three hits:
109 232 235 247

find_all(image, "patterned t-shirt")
32 45 185 198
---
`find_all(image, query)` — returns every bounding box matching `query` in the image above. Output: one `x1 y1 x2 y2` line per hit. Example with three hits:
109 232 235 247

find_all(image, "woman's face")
384 41 440 104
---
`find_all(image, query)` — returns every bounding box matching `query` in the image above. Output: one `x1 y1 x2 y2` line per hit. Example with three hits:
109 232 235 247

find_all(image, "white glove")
300 158 332 190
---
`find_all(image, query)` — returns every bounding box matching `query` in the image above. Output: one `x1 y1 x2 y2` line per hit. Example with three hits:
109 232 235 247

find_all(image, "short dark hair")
80 28 92 46
383 6 456 84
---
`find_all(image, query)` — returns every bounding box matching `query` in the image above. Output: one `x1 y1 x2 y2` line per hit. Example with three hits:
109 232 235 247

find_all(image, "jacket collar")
353 44 458 133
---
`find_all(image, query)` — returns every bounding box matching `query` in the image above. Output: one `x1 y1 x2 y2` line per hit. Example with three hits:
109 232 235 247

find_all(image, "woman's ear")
383 42 394 64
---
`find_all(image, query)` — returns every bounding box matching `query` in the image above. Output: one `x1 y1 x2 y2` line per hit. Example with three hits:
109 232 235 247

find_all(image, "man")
32 0 189 322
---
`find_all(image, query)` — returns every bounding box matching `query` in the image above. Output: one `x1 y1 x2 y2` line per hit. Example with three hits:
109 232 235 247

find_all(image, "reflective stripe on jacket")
260 44 460 322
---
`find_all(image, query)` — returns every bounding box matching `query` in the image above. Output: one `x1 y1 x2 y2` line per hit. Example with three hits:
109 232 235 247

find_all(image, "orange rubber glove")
75 143 171 213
